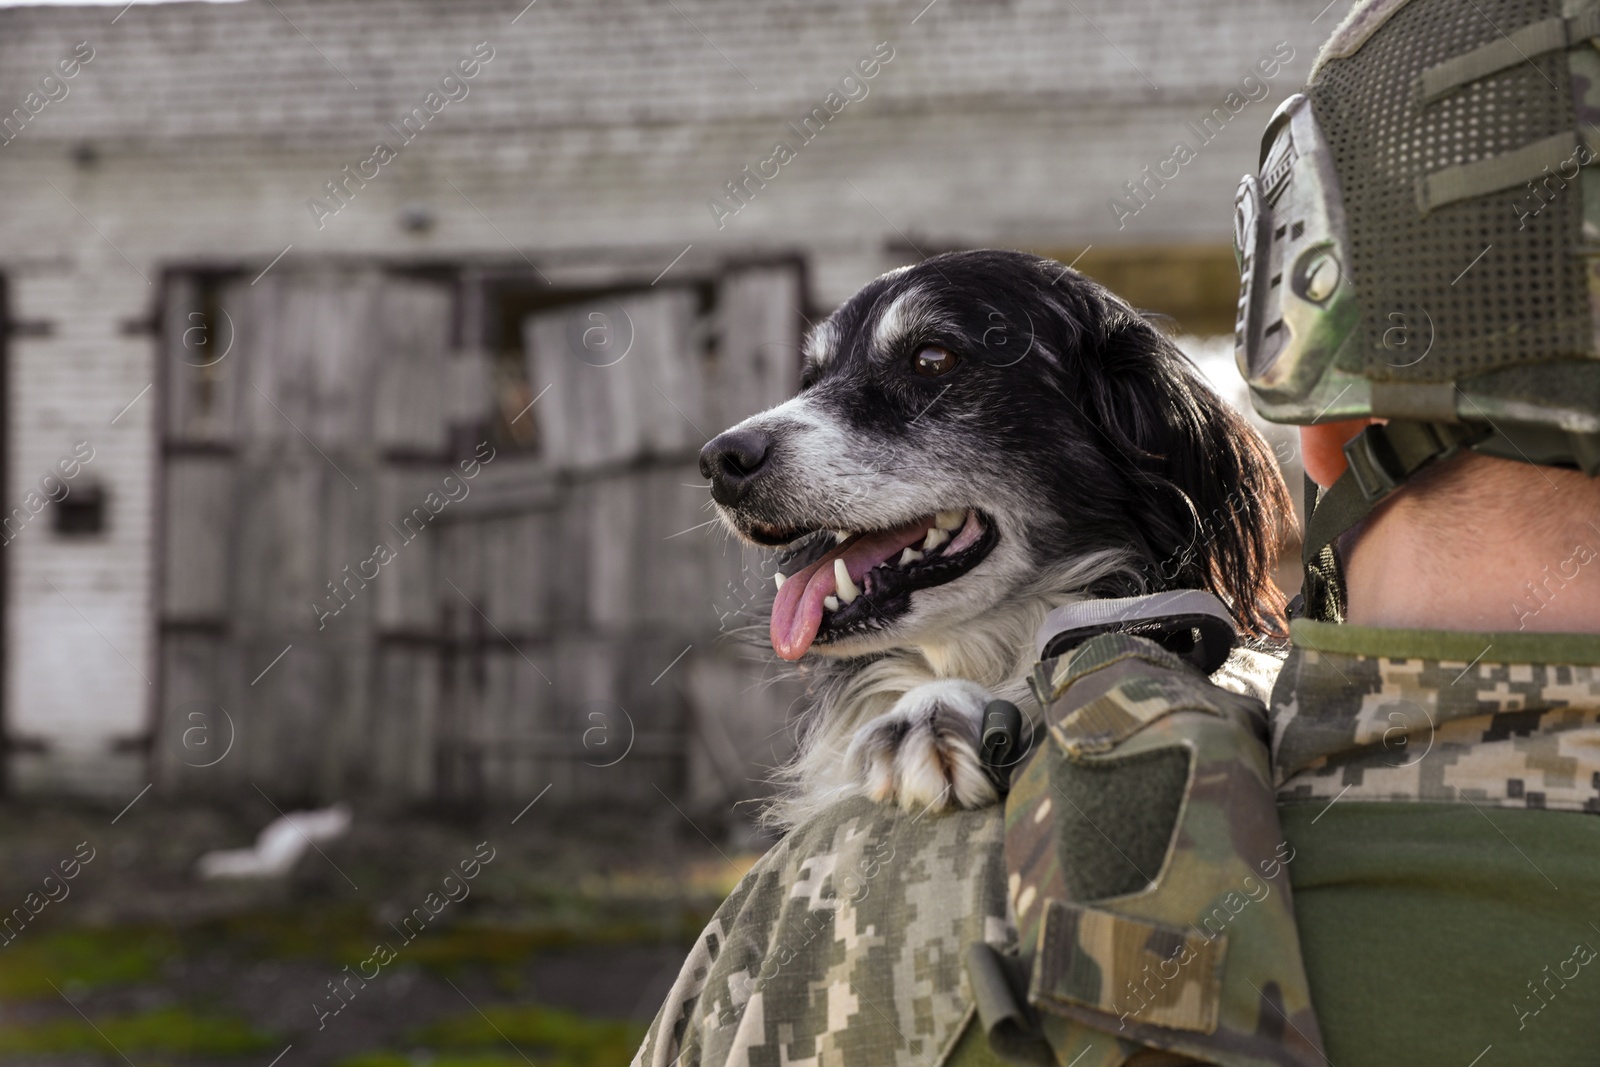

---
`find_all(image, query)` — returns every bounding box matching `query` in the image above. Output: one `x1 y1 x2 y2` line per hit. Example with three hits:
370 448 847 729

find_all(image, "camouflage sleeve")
974 633 1327 1067
634 795 1012 1067
631 839 785 1067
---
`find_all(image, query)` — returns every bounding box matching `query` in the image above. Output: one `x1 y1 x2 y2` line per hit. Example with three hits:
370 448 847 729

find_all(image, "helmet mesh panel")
1309 0 1588 382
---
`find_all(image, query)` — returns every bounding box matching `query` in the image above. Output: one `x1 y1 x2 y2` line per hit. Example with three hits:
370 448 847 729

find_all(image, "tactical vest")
967 613 1327 1067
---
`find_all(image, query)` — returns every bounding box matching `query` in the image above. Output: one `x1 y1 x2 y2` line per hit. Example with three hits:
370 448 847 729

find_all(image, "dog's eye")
912 345 958 378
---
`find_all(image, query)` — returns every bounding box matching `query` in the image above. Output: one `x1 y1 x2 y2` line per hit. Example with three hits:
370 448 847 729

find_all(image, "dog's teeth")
774 572 786 590
834 531 850 544
823 595 840 611
834 559 859 604
935 509 964 531
922 527 949 552
899 547 924 566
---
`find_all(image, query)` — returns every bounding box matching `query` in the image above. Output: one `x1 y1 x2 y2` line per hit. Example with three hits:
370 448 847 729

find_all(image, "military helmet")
1234 0 1600 618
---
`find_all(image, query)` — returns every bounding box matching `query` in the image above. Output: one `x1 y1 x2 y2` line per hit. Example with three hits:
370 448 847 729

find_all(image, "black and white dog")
700 250 1291 827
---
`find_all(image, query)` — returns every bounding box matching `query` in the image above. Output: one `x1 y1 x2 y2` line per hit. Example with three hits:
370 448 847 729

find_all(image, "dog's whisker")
664 517 720 540
835 467 917 477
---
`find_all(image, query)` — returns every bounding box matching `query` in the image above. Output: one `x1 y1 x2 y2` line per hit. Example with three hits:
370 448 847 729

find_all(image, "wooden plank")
373 278 454 453
435 619 479 804
372 466 450 633
682 648 803 812
593 633 690 806
161 455 234 620
369 644 441 799
435 517 482 645
163 275 242 445
433 632 690 806
244 635 340 800
524 305 602 469
475 512 546 633
543 635 683 807
476 647 555 799
524 289 702 470
586 462 728 632
154 631 233 795
231 457 328 636
630 288 707 455
240 270 381 453
711 265 803 431
582 471 640 631
548 483 592 625
444 453 561 518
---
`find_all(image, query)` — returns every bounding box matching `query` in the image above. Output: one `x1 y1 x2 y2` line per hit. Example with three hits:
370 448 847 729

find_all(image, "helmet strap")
1298 420 1486 622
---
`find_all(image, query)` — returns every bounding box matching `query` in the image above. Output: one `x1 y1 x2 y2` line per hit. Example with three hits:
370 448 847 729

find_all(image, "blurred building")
0 0 1330 805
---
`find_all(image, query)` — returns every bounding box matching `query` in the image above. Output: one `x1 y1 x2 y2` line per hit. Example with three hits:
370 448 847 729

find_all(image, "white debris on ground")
195 805 353 880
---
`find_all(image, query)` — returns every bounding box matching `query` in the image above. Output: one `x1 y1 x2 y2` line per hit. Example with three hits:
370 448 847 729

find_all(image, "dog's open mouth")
760 509 998 660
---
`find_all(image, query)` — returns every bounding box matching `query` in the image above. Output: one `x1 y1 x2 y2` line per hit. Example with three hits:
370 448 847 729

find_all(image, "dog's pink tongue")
770 518 934 661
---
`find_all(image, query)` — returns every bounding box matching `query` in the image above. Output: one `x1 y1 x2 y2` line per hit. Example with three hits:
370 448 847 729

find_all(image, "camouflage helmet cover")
1234 0 1600 476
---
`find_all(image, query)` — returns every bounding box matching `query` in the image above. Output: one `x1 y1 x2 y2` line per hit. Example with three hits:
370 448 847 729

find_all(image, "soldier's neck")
1343 468 1600 635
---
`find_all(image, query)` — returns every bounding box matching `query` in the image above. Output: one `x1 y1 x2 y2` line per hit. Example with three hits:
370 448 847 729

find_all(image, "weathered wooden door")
156 259 806 812
436 264 807 810
156 267 456 803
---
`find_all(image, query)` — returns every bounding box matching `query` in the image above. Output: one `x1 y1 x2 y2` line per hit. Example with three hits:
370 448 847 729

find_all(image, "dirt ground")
0 796 766 1067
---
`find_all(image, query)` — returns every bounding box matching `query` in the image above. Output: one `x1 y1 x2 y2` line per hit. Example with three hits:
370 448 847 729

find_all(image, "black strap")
1299 421 1485 621
1300 469 1372 567
1303 421 1484 562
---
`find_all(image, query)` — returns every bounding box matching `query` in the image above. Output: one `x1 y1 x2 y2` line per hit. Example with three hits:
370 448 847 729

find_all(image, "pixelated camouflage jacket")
631 794 1012 1067
1274 621 1600 810
987 634 1325 1067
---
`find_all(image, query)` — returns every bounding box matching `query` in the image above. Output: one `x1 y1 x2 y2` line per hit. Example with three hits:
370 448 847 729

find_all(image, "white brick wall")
0 0 1346 794
5 267 154 798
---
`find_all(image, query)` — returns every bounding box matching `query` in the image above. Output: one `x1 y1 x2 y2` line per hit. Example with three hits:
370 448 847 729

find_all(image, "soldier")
636 1 1600 1064
999 0 1600 1063
1223 0 1600 1060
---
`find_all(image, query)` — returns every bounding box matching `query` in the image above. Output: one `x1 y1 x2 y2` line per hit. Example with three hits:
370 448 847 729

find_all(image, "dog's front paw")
845 680 1000 814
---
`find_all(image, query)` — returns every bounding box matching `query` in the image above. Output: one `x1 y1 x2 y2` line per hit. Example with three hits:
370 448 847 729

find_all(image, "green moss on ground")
339 1003 644 1067
0 889 680 1062
0 1004 277 1057
0 927 178 998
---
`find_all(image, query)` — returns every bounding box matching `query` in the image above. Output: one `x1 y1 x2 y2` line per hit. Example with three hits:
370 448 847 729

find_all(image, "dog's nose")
699 427 774 506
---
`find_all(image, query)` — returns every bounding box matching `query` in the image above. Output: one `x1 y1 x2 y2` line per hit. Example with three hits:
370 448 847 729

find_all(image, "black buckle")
979 700 1030 796
1342 421 1479 503
1342 425 1407 502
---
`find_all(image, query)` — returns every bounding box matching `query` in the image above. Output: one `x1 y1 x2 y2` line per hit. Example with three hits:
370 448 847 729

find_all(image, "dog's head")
701 250 1292 662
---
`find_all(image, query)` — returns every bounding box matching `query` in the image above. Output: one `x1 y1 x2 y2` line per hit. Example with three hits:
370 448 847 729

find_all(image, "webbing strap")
1301 471 1369 569
1416 131 1579 213
1298 422 1485 621
1301 539 1347 624
1301 467 1319 540
1419 6 1600 103
1301 421 1483 567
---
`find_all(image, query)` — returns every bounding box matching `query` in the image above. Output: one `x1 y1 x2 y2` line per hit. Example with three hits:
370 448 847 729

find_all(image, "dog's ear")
1086 312 1292 638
